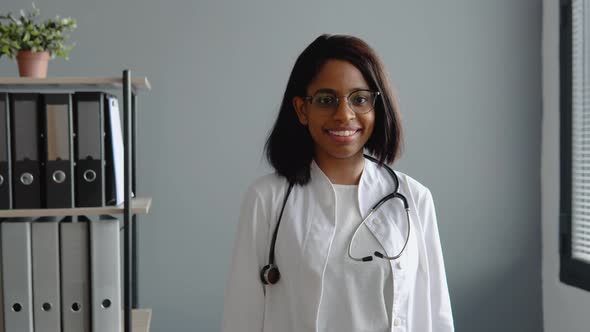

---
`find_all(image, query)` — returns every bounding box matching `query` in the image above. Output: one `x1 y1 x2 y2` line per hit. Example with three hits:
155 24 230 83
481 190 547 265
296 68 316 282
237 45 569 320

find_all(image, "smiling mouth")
326 129 360 137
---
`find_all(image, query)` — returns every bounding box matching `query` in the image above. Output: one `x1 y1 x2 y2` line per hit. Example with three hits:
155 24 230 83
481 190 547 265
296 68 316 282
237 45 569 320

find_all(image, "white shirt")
318 184 392 331
222 160 454 332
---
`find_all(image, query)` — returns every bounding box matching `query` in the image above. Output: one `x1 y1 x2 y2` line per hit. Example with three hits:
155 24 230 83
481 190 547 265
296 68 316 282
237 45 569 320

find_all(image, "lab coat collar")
358 158 392 216
308 160 336 210
308 157 390 216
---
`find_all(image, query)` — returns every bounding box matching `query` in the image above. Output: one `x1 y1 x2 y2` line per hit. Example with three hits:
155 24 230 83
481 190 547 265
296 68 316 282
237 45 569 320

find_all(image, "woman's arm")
222 186 270 332
420 188 454 331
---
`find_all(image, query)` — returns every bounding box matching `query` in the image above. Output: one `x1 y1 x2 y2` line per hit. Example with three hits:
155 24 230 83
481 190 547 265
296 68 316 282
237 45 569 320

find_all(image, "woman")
222 34 454 332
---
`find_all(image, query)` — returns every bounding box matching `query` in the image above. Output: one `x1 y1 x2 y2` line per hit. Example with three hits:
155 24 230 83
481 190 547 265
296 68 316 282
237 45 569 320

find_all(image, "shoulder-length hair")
265 34 404 185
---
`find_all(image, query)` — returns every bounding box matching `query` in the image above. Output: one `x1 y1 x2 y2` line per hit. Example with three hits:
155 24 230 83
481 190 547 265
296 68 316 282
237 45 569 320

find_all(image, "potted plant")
0 4 76 78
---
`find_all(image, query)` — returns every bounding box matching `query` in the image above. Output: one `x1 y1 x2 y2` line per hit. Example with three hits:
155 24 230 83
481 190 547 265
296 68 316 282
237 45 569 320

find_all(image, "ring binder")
90 216 122 331
32 219 61 331
10 94 42 209
1 220 34 332
60 219 91 332
42 94 74 209
0 93 12 209
74 92 105 207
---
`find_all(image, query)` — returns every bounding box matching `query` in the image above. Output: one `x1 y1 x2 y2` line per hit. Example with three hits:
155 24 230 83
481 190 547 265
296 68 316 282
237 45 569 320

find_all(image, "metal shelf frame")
124 69 139 332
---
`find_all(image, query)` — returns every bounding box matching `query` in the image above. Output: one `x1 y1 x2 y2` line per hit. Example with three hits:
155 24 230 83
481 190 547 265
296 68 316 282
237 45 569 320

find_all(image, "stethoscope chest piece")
260 264 281 285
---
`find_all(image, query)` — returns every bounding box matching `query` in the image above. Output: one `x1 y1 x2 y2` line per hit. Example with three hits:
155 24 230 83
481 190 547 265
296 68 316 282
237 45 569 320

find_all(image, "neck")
314 153 365 185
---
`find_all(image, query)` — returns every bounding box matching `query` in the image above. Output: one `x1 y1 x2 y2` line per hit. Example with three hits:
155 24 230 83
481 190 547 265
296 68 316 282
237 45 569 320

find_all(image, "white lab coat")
222 160 454 332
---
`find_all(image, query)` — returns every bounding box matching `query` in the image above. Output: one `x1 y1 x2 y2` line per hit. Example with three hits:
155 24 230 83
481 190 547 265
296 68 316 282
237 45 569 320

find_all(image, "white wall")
543 1 590 331
0 0 543 330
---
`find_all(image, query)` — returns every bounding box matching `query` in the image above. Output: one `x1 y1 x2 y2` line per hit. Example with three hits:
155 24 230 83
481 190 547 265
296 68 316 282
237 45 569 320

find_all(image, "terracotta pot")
16 50 50 78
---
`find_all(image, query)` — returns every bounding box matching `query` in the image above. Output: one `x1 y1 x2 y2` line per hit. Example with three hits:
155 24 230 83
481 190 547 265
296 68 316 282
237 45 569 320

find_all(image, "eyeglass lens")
311 90 376 113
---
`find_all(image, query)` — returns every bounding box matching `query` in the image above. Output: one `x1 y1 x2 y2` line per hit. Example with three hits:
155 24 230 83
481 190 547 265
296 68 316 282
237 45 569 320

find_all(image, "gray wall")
542 1 590 331
0 1 542 331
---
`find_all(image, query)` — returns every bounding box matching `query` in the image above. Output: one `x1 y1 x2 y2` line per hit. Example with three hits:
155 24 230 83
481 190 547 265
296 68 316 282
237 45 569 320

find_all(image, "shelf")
130 308 152 332
0 197 151 218
0 76 151 93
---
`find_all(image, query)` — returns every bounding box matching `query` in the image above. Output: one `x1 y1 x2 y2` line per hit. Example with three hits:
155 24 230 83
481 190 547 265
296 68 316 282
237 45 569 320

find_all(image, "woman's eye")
352 96 368 105
315 95 336 106
351 91 372 106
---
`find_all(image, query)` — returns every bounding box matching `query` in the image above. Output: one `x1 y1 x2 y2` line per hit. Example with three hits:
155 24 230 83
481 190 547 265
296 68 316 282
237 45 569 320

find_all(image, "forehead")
307 59 369 93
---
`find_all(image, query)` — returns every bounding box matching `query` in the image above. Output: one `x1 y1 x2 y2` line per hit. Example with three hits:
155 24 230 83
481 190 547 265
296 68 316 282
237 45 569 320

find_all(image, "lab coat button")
396 261 403 270
394 317 402 326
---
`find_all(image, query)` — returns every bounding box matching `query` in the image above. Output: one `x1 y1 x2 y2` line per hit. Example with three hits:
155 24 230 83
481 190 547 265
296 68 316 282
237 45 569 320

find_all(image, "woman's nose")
332 98 356 121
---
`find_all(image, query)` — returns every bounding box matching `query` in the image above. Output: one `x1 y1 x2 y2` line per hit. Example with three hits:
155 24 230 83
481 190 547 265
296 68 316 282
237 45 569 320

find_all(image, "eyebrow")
312 87 371 95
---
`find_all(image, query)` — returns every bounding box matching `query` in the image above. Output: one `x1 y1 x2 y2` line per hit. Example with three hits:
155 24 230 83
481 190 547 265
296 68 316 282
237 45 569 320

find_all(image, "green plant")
0 3 76 60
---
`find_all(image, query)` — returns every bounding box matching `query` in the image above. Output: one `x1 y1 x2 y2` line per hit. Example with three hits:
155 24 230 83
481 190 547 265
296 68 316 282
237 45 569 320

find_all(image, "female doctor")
222 34 454 332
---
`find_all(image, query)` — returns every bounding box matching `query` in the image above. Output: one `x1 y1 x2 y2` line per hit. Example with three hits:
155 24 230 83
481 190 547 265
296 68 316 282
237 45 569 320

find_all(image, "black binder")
43 94 74 208
10 93 43 209
0 93 12 209
74 92 105 207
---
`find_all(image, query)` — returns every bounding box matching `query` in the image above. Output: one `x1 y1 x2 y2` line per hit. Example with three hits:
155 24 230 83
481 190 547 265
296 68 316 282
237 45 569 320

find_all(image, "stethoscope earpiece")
260 264 281 285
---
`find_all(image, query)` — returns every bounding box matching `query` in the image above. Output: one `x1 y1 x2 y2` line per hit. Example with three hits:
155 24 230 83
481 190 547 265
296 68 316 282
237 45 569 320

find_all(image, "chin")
325 148 365 160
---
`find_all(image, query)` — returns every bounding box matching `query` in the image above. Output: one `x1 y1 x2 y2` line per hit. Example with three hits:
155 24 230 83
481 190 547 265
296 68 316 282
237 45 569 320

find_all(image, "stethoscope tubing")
348 207 411 262
268 182 293 266
261 154 411 285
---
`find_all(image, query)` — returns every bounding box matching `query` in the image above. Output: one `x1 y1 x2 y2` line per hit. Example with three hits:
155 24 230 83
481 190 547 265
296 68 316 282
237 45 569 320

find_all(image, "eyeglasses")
303 89 380 114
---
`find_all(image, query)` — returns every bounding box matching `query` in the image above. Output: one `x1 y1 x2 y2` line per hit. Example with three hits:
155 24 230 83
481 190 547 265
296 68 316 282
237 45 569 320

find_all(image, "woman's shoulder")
247 172 288 190
368 160 430 196
389 169 434 207
243 172 290 203
394 170 430 194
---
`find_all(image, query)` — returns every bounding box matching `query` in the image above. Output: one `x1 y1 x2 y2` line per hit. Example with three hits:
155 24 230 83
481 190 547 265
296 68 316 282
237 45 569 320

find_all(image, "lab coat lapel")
358 160 406 258
296 162 336 329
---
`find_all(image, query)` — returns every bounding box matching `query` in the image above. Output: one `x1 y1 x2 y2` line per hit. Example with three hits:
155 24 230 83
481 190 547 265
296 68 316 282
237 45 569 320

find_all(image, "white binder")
1 220 33 332
105 95 124 206
90 216 122 332
32 220 61 332
60 220 91 332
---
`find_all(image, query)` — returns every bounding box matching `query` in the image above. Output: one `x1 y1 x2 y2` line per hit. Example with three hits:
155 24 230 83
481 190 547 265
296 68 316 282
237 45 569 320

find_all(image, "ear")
292 96 308 125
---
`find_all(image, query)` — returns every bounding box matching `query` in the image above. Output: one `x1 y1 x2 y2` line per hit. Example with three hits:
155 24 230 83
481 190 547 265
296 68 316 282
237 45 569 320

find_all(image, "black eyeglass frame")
302 89 381 114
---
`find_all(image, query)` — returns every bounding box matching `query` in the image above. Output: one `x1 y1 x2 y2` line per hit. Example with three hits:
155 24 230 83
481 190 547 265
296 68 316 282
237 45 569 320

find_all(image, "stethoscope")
260 154 411 285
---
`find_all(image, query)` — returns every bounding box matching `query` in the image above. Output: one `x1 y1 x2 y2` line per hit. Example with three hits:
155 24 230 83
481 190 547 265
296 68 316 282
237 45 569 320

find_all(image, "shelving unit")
0 72 151 332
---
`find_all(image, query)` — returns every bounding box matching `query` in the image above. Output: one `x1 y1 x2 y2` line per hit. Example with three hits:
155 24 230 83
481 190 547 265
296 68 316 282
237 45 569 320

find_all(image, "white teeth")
329 130 357 137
